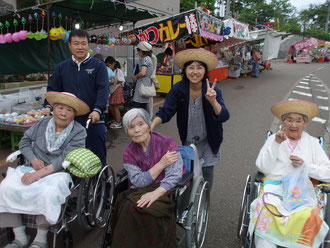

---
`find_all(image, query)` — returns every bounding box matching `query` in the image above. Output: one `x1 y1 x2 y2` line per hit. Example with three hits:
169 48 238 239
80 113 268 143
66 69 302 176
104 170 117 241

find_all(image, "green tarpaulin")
0 38 70 75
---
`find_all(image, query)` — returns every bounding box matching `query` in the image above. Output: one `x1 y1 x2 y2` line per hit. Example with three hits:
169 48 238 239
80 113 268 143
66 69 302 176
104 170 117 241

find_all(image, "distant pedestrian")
108 61 125 129
131 41 154 113
250 48 261 78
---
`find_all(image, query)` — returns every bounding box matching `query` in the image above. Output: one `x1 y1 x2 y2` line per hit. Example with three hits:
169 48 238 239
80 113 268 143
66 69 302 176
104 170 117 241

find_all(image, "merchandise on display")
0 109 43 126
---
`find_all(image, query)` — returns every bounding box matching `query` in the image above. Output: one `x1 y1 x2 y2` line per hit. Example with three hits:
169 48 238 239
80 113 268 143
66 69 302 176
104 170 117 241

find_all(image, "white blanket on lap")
0 166 72 225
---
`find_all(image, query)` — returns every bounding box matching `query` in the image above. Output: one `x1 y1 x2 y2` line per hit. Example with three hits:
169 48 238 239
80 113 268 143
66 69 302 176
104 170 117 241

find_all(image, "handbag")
151 77 160 90
139 82 156 98
281 165 317 211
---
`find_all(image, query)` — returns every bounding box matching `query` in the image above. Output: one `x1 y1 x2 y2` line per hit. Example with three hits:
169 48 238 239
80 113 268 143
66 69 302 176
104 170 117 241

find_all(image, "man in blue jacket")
43 29 109 166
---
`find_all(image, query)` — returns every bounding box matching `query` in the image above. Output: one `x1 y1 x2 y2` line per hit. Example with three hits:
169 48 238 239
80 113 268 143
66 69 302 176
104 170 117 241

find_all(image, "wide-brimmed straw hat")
136 41 152 52
174 48 218 71
46 91 90 116
271 100 320 121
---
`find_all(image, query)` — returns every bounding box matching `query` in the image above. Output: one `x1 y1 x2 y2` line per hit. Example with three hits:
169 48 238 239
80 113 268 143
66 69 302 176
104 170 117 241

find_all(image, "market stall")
249 29 286 64
134 8 224 93
314 41 330 62
209 18 251 80
290 37 318 63
0 88 46 150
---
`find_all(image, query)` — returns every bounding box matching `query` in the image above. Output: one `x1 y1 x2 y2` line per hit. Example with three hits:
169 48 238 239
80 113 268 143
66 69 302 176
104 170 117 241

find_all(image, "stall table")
296 56 312 63
0 123 31 151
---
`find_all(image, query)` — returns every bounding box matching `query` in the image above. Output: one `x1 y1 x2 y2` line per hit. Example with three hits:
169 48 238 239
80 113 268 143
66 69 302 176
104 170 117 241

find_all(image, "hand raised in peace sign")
205 78 217 104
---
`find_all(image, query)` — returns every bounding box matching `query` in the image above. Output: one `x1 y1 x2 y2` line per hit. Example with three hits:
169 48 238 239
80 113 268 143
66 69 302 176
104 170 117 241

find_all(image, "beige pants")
0 213 50 229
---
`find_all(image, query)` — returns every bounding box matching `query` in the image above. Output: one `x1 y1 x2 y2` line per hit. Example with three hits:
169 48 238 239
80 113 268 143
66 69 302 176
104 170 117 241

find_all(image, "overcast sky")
289 0 326 11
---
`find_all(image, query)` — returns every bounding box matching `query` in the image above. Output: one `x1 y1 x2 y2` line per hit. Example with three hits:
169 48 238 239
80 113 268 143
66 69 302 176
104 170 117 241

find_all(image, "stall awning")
1 0 160 32
291 37 318 50
134 9 224 46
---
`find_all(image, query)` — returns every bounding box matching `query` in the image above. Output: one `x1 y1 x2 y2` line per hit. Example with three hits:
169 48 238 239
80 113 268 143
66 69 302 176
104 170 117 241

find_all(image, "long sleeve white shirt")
256 131 330 183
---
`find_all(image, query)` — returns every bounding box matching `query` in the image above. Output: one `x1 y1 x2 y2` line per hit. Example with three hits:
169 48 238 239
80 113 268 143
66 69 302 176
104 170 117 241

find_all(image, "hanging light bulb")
75 22 80 29
119 25 123 31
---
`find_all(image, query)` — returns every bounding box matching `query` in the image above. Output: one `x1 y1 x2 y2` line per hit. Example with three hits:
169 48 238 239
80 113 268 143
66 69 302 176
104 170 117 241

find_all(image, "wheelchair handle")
86 118 92 129
318 136 324 147
266 130 273 139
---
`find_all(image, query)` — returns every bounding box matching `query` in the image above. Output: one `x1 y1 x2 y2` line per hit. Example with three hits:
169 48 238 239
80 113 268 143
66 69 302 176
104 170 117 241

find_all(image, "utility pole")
325 0 330 34
225 0 231 17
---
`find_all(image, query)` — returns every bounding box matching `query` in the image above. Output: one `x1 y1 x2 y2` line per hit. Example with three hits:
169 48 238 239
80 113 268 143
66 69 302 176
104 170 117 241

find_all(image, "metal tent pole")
47 4 51 82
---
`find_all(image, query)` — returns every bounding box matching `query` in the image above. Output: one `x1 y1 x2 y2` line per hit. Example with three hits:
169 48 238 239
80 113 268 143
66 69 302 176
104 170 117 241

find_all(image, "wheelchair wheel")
77 177 95 231
242 173 258 248
185 176 210 248
321 193 330 248
92 165 115 227
237 174 251 240
77 165 115 231
63 230 73 248
101 210 113 248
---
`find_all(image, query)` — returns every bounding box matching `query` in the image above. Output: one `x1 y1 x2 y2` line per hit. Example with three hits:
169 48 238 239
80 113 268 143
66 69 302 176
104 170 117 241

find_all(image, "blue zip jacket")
47 56 109 124
156 79 230 154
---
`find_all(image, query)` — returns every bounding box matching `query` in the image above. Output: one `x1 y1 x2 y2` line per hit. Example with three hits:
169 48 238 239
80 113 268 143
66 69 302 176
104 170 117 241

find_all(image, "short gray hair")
281 113 308 122
122 108 151 135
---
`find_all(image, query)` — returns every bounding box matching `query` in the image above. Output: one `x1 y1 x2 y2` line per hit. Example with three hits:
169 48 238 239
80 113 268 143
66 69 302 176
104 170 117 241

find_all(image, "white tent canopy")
248 29 288 60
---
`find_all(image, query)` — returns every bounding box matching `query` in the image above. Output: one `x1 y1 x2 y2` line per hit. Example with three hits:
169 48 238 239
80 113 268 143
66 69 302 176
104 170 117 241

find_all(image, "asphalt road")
31 61 330 248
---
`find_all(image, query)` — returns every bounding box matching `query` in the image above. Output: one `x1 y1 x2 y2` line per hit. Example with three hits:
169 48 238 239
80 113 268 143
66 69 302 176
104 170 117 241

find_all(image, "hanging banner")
292 37 318 50
197 9 223 41
223 18 250 40
134 9 223 46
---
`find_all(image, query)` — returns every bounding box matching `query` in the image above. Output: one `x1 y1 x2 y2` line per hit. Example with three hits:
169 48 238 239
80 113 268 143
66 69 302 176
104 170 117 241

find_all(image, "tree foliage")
299 3 328 30
180 0 216 14
231 0 295 26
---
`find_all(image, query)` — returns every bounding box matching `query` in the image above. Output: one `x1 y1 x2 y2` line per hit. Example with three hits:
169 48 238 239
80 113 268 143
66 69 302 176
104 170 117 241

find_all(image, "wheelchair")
100 144 210 248
237 131 330 248
3 120 115 248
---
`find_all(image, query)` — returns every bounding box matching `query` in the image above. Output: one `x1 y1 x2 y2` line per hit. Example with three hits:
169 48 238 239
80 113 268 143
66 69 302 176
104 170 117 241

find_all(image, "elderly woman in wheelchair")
249 100 330 248
110 108 186 248
0 92 89 248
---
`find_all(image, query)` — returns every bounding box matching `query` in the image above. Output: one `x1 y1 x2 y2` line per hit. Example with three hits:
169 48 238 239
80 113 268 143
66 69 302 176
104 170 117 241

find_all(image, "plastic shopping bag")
281 165 317 211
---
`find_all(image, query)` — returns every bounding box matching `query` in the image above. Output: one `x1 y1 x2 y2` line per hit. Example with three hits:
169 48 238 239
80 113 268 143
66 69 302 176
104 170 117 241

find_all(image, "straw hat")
136 41 152 51
174 48 218 71
46 91 90 116
271 100 320 121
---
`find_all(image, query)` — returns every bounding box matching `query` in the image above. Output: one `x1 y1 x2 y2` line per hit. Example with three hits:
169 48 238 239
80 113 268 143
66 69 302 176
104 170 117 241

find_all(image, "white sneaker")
110 122 122 129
